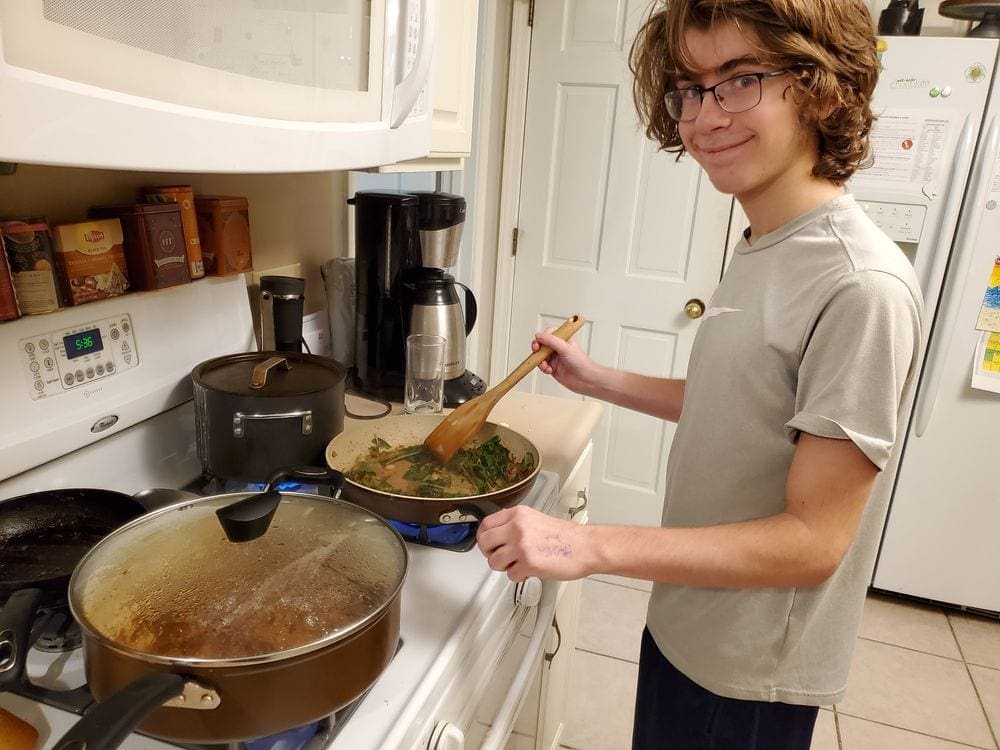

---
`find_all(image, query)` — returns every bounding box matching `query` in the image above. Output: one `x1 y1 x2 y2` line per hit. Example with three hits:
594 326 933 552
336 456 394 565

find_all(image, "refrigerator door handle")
913 114 1000 438
916 115 975 310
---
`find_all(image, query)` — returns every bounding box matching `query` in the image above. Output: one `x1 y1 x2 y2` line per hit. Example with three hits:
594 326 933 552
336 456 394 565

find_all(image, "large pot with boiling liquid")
52 474 406 748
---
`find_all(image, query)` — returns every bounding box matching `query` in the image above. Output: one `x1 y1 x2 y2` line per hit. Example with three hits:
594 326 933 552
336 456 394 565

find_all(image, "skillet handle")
52 672 186 750
265 466 346 498
0 588 42 691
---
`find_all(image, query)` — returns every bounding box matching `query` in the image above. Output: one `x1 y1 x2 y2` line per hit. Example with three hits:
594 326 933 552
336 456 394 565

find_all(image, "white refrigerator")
847 35 1000 614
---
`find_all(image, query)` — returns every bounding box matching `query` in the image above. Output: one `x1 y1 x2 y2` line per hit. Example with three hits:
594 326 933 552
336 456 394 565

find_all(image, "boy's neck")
740 172 844 245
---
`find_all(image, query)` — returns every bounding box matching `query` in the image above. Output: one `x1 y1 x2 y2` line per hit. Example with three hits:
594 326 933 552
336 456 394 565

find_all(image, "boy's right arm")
533 330 686 422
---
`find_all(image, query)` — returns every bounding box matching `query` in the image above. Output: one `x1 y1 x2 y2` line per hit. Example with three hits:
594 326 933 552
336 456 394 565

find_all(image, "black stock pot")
192 352 347 482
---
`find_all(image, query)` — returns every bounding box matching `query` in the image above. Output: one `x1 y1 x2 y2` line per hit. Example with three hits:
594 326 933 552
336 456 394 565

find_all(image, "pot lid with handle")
67 485 407 666
192 352 347 398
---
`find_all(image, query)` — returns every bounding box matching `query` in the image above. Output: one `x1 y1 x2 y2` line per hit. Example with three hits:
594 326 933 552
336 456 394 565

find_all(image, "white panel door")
507 0 732 527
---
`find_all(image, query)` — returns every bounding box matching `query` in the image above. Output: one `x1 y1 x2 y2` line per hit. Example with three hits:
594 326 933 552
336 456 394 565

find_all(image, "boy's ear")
818 97 839 121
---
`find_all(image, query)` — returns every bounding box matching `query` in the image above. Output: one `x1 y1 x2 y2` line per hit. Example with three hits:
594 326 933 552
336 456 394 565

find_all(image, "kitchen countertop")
344 389 604 487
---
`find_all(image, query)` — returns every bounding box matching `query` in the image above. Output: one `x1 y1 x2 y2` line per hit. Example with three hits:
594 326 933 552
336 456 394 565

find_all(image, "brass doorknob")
684 299 705 319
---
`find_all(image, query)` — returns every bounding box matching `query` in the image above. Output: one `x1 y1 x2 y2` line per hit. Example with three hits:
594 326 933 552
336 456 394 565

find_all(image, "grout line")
856 634 965 662
833 705 843 750
575 645 641 666
947 614 1000 750
834 711 994 749
586 575 652 595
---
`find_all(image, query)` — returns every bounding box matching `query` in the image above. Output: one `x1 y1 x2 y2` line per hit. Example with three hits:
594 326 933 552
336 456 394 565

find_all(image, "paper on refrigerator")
972 332 1000 393
850 108 959 191
975 255 1000 333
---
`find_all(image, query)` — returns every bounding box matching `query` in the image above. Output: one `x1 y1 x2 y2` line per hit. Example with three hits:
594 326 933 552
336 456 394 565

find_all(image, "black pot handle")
216 466 347 542
0 588 42 691
215 488 282 543
52 672 186 750
456 503 487 523
265 466 346 498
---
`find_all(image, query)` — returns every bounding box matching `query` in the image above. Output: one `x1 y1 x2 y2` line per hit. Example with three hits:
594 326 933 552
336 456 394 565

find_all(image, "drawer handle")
569 488 588 518
544 614 562 664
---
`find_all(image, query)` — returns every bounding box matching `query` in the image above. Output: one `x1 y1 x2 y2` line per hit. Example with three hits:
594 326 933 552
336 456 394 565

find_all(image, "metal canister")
0 234 20 321
1 217 61 314
141 185 205 279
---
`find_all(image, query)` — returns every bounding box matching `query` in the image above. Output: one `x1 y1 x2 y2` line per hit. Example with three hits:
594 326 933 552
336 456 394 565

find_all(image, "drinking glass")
404 334 445 414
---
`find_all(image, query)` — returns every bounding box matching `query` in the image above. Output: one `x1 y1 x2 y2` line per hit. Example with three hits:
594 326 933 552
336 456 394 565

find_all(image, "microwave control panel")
19 313 139 400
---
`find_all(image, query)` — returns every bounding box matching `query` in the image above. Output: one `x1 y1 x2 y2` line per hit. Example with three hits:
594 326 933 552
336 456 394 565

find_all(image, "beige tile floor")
558 577 1000 750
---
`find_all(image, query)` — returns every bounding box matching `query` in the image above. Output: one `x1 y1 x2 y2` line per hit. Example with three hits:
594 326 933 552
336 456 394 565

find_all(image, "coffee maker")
349 190 486 405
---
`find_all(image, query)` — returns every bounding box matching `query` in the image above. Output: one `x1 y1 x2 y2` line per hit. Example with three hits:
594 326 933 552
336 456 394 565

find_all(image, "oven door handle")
479 580 560 750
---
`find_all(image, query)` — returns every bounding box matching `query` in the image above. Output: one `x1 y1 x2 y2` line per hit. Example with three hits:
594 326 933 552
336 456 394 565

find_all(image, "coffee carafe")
404 191 486 406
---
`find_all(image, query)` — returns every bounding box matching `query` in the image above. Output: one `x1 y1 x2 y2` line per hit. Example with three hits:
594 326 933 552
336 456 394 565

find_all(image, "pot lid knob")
215 489 281 542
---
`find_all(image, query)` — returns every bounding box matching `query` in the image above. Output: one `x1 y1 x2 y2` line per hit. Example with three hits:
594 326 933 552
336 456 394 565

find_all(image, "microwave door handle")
479 580 560 750
913 114 1000 437
390 0 438 128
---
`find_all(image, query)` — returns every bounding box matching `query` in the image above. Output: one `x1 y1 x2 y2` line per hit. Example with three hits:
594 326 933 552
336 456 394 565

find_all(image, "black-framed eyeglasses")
664 70 790 122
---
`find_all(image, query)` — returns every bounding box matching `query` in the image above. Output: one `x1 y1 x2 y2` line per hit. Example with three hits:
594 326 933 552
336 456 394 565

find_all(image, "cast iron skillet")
0 489 145 691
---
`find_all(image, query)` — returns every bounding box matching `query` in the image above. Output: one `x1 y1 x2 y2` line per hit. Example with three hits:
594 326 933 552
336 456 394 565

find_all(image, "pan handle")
0 588 42 691
437 503 490 525
265 466 346 497
215 466 347 542
52 672 186 750
216 489 283 543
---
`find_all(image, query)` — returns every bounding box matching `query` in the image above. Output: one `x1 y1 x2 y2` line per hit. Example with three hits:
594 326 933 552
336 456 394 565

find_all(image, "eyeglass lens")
665 75 765 122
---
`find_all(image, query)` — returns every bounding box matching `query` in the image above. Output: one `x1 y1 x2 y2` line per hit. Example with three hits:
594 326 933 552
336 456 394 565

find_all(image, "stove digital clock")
63 328 104 359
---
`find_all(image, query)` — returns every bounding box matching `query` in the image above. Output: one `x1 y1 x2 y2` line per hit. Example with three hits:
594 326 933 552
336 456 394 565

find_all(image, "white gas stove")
0 276 563 750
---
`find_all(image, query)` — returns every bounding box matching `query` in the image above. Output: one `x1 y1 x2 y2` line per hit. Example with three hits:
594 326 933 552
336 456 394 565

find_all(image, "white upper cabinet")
377 0 479 172
0 0 438 173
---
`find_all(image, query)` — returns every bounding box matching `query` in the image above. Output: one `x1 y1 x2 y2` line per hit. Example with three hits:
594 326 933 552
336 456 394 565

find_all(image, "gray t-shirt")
645 193 923 706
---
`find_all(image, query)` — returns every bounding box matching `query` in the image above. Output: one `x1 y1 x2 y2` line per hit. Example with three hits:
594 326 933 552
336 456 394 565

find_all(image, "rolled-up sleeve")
784 270 922 470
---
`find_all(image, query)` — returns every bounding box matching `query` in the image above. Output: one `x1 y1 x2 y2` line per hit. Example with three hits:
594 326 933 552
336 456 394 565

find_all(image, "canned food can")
142 185 205 279
1 217 61 314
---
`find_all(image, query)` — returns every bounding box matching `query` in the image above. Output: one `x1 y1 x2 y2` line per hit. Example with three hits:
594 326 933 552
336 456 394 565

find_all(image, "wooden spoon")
423 314 585 464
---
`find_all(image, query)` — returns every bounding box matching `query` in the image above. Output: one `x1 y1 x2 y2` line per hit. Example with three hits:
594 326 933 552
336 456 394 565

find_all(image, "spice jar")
0 234 21 322
194 196 253 276
89 203 190 290
141 185 205 279
1 217 61 314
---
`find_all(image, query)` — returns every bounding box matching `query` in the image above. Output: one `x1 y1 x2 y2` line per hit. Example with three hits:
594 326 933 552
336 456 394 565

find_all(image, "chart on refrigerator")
973 332 1000 392
976 255 1000 333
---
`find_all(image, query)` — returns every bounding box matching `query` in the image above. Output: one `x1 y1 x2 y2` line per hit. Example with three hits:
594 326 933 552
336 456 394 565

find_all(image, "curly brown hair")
629 0 879 184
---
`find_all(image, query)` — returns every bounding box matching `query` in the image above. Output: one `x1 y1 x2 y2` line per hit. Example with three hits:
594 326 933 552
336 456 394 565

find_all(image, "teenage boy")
475 1 924 747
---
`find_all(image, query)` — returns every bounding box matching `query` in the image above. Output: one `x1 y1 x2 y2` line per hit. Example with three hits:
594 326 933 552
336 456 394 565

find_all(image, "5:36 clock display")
63 328 103 359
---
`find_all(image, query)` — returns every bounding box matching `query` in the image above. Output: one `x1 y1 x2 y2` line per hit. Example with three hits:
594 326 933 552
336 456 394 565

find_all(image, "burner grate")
388 520 478 552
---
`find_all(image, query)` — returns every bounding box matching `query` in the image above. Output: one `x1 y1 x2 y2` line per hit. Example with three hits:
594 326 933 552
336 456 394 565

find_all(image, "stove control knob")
429 720 465 750
514 576 542 608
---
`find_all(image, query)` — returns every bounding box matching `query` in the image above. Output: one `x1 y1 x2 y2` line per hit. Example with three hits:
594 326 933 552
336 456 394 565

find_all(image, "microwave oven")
0 0 437 173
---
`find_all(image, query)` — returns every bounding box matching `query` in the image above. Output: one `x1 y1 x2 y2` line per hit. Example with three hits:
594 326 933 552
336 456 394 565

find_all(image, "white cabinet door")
506 0 732 528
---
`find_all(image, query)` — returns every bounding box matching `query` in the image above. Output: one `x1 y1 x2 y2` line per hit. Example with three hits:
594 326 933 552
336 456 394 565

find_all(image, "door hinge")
528 0 534 27
512 227 519 256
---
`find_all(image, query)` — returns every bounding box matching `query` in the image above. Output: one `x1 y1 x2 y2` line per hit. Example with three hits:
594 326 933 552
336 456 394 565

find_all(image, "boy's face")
674 22 819 205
